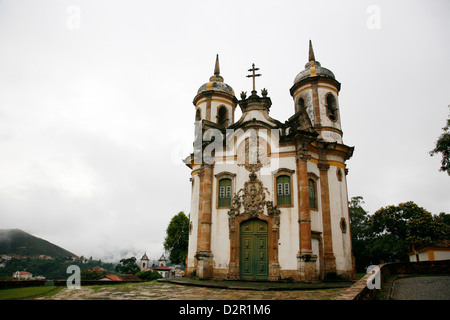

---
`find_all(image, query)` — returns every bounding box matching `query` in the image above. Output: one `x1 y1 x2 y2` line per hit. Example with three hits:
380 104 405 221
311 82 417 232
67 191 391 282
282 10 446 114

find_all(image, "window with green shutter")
276 175 291 206
218 178 232 207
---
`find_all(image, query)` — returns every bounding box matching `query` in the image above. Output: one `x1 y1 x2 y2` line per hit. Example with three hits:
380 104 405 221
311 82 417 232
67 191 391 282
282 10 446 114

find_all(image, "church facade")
184 41 355 282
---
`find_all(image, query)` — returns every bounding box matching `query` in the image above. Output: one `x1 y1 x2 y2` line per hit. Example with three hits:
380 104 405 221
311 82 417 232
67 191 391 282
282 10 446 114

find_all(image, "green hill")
0 229 77 258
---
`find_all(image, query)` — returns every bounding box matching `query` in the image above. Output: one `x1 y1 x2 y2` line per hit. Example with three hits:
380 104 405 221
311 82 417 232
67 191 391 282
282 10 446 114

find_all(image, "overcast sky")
0 0 449 262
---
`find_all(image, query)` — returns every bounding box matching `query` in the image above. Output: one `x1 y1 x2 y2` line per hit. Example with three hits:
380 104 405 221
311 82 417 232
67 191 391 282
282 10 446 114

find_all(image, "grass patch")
356 273 367 280
0 286 63 300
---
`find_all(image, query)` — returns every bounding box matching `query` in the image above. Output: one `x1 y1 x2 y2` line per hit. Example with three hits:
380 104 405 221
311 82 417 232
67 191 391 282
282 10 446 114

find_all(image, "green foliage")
349 196 370 241
115 257 140 275
135 270 162 281
349 197 450 273
430 108 450 175
0 257 68 280
0 257 116 280
349 196 374 272
81 266 108 280
163 211 190 265
370 202 449 248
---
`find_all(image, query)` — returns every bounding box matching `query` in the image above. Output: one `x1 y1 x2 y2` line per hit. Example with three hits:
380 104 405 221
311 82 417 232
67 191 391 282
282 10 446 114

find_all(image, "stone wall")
335 259 450 300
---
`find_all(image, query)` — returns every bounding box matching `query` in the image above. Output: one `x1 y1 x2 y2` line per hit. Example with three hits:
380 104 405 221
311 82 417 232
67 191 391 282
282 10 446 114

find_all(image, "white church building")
184 41 355 282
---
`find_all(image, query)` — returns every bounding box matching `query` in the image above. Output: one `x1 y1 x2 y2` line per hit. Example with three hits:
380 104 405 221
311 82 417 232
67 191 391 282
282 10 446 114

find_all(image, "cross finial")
246 63 261 96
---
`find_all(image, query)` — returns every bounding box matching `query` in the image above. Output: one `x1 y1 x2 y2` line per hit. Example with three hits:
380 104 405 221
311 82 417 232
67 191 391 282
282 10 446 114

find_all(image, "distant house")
139 253 183 278
409 240 450 262
153 265 172 278
38 255 52 260
100 275 122 281
12 271 32 279
99 274 142 282
174 268 185 278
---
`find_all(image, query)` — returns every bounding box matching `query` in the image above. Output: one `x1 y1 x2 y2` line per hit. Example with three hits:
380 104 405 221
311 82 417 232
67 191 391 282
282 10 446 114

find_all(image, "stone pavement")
38 280 348 300
390 276 450 300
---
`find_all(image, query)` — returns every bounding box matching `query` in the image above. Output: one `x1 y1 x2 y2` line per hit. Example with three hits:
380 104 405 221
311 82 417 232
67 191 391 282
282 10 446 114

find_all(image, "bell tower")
290 40 344 144
140 252 149 272
288 40 355 279
193 54 238 128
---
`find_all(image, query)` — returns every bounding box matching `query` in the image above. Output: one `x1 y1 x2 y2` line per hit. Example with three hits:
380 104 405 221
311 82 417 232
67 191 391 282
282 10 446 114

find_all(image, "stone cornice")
193 90 238 106
289 76 341 97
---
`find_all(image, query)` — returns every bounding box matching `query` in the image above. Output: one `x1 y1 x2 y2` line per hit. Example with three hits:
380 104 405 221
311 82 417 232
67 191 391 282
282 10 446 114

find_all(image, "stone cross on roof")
246 63 261 95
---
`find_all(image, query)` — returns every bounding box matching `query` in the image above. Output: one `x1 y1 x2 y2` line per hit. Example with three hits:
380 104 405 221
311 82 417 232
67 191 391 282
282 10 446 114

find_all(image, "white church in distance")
183 41 355 282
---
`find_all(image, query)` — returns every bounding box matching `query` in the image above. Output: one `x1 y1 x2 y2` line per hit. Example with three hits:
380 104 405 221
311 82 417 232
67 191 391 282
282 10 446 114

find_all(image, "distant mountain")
0 229 77 258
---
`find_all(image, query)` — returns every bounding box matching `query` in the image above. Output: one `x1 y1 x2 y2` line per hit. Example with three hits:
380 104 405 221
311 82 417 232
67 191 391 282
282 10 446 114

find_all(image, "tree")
163 211 190 265
349 196 370 241
348 196 373 272
349 198 450 272
435 212 450 227
115 257 140 275
369 202 449 258
81 266 107 280
135 270 162 281
430 107 450 175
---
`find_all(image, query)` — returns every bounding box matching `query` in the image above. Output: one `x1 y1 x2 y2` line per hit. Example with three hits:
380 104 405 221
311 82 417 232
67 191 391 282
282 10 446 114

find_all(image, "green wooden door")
240 219 268 280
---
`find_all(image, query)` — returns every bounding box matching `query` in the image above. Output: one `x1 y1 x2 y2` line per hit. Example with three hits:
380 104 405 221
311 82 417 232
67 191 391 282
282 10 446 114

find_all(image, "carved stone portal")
227 165 281 280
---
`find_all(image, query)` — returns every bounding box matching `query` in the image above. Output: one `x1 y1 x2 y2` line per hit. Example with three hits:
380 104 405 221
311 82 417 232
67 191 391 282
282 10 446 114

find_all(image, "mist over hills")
0 229 77 258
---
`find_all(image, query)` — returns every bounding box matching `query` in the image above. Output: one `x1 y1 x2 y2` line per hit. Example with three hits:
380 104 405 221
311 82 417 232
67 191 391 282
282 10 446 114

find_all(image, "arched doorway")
240 219 268 280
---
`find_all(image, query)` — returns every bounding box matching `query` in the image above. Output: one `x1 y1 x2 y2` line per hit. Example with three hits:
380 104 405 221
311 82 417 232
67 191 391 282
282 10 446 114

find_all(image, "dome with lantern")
293 40 336 85
196 54 235 97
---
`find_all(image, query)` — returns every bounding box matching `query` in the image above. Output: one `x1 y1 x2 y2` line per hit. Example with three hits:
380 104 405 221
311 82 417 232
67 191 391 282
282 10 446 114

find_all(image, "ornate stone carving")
227 168 280 233
295 141 312 162
317 162 330 171
266 200 280 228
228 193 241 232
242 172 267 217
296 152 311 162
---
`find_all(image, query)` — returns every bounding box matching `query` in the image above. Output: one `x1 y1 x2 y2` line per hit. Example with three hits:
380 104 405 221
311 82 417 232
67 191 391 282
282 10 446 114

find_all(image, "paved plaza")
390 276 450 300
39 280 348 300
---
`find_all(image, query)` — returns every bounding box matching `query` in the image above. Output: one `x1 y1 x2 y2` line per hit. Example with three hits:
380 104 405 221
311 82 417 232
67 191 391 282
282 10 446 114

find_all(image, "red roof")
117 274 142 281
102 274 142 281
153 266 172 271
103 275 122 281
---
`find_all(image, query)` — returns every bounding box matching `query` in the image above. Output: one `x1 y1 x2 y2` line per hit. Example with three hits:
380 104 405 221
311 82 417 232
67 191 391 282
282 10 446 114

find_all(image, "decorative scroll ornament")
242 172 267 217
265 200 281 228
237 133 271 172
227 168 280 233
